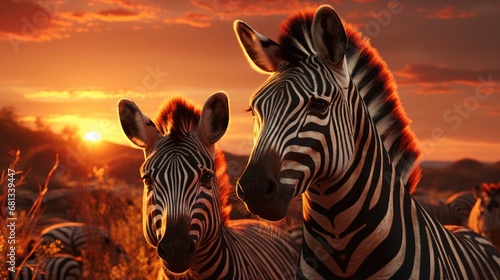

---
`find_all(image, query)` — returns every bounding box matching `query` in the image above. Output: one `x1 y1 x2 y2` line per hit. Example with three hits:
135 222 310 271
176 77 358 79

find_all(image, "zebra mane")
278 8 422 193
154 95 200 139
154 96 233 223
278 9 317 62
482 182 500 193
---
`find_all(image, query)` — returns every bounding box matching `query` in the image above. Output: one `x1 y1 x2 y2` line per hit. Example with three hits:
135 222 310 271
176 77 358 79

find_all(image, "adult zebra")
9 255 82 280
469 182 500 249
118 92 301 279
419 191 476 227
233 5 500 279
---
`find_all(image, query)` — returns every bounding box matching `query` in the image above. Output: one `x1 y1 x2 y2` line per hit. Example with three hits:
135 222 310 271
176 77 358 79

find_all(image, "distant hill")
417 158 500 192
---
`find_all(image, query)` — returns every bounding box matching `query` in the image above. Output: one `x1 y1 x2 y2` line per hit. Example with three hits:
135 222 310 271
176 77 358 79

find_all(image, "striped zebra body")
40 222 125 262
419 191 475 226
118 92 301 279
234 5 500 279
10 255 82 280
469 182 500 249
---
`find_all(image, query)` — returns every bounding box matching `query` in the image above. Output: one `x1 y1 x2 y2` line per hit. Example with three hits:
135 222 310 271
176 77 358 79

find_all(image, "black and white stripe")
118 92 302 279
234 5 500 279
10 255 82 280
40 222 125 262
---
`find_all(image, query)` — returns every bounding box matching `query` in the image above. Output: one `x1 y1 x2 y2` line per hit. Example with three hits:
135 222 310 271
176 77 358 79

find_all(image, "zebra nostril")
186 240 196 258
264 179 278 200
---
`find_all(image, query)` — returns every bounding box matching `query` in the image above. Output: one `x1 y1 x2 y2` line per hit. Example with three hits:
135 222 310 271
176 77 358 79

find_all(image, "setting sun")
83 131 102 142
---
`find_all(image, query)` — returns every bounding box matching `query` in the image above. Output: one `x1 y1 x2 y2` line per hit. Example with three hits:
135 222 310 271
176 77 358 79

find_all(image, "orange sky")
1 0 499 162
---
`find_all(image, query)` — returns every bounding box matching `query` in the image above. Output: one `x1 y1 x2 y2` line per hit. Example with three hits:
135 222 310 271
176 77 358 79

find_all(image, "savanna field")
0 109 155 279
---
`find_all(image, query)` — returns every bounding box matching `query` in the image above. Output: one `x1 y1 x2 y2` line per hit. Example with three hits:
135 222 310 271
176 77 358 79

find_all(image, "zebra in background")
9 222 128 280
469 182 500 249
40 222 127 262
9 255 82 280
418 191 476 227
234 5 500 279
118 92 302 279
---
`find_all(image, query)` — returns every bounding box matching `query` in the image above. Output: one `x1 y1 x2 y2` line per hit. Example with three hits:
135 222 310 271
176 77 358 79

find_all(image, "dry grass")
1 150 54 279
71 166 157 280
1 151 159 279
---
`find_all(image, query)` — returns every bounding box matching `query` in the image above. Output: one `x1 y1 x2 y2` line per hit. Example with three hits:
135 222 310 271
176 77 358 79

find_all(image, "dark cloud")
395 64 500 86
0 0 63 42
97 8 139 17
0 0 159 42
424 5 476 19
95 8 146 22
487 109 500 116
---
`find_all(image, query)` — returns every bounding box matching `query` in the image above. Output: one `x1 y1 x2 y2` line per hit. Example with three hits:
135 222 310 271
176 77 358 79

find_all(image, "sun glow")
83 131 102 142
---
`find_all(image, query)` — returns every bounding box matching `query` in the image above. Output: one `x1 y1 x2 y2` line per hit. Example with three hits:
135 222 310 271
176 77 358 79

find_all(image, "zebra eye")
309 99 329 112
200 171 214 188
245 106 255 117
142 175 153 188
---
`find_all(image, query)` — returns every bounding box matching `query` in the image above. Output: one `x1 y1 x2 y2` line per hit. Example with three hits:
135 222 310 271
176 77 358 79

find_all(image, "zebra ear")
197 92 229 146
312 5 349 88
118 99 162 150
473 185 481 199
234 20 282 74
312 5 347 66
473 184 490 199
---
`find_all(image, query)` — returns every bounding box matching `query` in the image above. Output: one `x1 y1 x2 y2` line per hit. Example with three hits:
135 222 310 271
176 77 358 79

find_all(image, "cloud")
164 12 212 28
487 109 500 116
426 5 476 19
25 89 142 100
190 0 320 19
350 0 379 3
410 85 456 95
162 0 308 27
89 0 144 9
396 64 500 86
95 8 146 22
0 0 159 44
23 89 173 100
395 64 500 95
0 0 70 43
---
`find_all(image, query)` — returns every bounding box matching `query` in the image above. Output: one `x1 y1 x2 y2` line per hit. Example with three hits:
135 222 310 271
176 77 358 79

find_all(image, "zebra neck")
190 222 224 274
299 98 413 276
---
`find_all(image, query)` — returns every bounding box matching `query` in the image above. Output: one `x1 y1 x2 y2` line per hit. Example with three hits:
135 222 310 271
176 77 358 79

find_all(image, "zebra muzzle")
236 179 292 221
237 178 277 202
157 223 196 274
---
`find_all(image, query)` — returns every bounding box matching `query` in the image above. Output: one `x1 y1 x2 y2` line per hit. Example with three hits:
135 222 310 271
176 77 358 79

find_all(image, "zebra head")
234 5 355 221
118 92 230 275
469 182 500 247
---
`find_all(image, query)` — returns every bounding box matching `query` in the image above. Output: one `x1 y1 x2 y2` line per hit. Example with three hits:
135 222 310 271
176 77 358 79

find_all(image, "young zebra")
40 222 126 262
233 5 500 279
469 182 500 249
118 92 301 279
9 255 82 280
418 191 476 226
